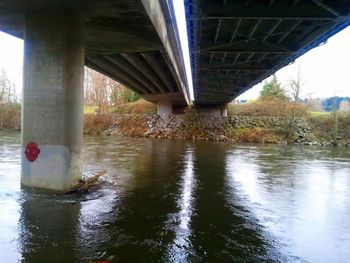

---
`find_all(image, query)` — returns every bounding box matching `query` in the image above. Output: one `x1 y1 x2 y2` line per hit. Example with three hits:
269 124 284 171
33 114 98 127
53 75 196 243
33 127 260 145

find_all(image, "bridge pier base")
157 100 173 119
21 9 85 191
197 105 228 117
221 107 228 117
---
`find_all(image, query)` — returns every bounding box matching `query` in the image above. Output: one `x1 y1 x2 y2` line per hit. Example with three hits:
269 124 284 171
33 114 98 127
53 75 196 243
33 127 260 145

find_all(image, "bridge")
0 0 349 190
0 0 191 115
0 0 191 190
186 0 350 109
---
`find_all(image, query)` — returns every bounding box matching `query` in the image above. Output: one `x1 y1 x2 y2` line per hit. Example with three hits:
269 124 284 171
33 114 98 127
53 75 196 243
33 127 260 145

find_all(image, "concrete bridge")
0 0 191 190
1 0 350 190
0 0 191 114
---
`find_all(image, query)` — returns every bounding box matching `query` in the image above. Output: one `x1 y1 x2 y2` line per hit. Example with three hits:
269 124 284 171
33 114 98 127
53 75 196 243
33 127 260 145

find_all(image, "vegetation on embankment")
83 99 155 135
1 67 350 146
82 103 350 146
0 103 21 130
2 98 350 146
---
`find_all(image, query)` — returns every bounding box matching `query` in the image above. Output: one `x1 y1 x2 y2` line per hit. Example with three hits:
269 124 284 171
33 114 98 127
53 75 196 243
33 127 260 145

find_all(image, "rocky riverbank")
102 112 350 147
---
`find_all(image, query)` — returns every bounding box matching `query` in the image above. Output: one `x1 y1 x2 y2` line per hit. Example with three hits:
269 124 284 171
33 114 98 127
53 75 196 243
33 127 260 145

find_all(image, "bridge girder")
186 0 350 106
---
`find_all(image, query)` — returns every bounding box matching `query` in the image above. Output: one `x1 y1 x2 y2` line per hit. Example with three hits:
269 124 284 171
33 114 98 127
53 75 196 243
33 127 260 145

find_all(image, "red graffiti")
25 142 40 162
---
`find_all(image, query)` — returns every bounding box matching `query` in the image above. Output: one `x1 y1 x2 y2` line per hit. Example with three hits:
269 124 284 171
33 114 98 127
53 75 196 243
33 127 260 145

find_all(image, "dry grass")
0 103 21 130
231 127 281 143
113 99 157 115
83 113 113 135
308 113 350 140
116 115 147 137
228 97 307 117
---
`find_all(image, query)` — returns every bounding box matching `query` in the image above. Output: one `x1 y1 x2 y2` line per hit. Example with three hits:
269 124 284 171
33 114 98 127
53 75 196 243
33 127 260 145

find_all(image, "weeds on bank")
308 113 350 142
228 97 307 118
0 103 21 129
231 127 281 143
112 99 156 115
83 113 113 135
117 115 147 137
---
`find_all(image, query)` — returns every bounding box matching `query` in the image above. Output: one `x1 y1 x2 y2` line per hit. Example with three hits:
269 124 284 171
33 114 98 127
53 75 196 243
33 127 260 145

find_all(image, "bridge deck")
186 0 350 106
0 0 189 105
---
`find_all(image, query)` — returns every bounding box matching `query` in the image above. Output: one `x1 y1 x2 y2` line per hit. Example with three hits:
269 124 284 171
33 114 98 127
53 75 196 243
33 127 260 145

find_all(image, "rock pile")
104 113 349 146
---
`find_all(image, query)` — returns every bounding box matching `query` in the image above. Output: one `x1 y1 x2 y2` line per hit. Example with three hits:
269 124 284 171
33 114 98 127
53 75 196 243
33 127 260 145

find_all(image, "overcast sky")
237 25 350 100
0 2 349 101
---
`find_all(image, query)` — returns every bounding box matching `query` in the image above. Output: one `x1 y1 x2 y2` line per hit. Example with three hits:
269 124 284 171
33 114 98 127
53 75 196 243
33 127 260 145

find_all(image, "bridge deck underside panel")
186 0 350 106
86 51 180 96
0 0 184 100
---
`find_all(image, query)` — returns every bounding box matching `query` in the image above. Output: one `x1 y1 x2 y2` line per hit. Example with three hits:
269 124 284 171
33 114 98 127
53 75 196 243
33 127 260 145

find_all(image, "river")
1 131 350 262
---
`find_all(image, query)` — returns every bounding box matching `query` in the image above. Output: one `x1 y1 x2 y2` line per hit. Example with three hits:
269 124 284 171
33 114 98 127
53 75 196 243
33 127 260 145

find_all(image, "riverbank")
89 110 350 147
1 102 349 146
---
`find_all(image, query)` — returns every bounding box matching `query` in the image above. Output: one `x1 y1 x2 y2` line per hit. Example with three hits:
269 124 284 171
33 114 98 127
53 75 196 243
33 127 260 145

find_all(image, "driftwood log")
65 170 107 194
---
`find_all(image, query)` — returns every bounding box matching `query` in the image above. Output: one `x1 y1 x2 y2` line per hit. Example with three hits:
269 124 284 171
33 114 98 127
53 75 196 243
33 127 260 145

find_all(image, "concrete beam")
121 53 167 93
142 92 184 104
104 55 158 94
141 0 191 104
21 9 85 191
87 57 150 95
141 52 175 93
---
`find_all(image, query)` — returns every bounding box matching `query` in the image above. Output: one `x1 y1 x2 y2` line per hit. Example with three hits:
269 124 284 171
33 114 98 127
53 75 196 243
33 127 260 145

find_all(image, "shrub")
0 103 21 129
83 113 113 135
183 106 201 128
308 112 350 141
116 115 147 137
228 97 307 117
231 127 280 143
112 99 157 115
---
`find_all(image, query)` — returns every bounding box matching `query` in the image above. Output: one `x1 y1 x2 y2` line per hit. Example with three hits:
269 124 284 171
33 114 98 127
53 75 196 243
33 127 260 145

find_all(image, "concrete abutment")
157 100 173 119
21 9 85 191
196 105 228 117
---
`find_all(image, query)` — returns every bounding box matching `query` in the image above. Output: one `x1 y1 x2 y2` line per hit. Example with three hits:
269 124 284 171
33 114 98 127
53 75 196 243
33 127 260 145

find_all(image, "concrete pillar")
221 106 228 117
157 100 173 119
21 9 85 191
197 105 228 116
197 107 221 116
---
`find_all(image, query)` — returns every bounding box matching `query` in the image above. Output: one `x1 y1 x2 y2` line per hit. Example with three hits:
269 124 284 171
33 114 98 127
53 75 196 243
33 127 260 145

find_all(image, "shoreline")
100 113 350 147
1 112 349 147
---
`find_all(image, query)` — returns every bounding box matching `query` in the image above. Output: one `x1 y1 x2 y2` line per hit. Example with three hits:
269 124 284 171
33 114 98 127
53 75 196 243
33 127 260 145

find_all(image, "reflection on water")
225 145 350 262
1 131 350 262
167 148 196 262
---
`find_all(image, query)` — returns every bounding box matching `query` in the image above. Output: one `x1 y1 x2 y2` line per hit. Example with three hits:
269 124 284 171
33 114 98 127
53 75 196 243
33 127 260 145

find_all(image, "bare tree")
0 68 16 103
284 66 309 141
84 67 141 113
84 67 123 113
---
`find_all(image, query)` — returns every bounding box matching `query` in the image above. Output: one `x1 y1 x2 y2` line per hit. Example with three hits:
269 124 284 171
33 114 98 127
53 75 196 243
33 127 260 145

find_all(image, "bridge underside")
186 0 350 106
0 0 189 190
0 0 188 106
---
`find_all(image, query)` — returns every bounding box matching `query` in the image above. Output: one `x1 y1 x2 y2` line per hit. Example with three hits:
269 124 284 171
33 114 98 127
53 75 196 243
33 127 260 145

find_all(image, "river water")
1 131 350 263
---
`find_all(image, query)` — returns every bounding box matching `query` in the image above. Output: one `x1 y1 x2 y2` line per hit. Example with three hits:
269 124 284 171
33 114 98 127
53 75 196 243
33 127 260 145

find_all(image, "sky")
237 25 350 100
0 2 350 102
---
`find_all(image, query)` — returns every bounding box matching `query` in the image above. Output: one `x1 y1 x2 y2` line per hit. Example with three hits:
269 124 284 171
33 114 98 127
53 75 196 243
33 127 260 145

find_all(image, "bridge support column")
197 105 228 117
221 106 228 117
157 100 173 119
21 9 85 191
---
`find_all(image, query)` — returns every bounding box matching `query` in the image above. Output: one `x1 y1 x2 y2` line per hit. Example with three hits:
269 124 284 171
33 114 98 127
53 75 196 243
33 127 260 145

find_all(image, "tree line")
259 72 350 113
0 67 140 109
